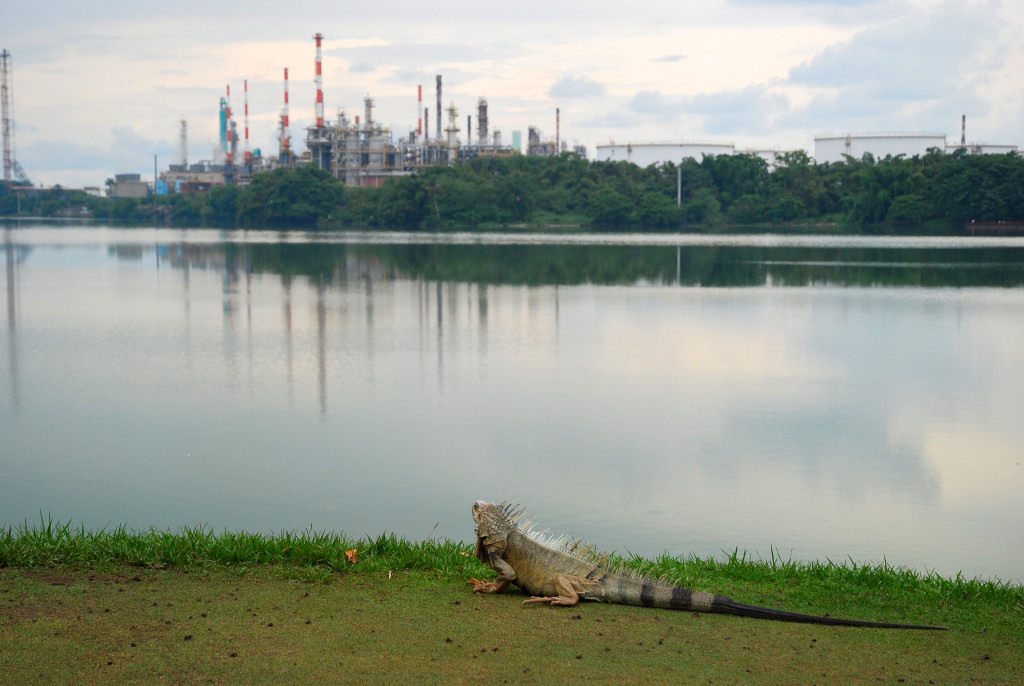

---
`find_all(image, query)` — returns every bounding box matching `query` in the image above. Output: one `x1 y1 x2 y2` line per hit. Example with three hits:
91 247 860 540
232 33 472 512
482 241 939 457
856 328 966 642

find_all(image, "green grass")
0 517 473 583
2 519 1022 683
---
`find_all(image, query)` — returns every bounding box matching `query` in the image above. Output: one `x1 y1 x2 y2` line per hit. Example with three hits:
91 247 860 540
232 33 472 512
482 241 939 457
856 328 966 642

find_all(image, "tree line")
3 148 1023 232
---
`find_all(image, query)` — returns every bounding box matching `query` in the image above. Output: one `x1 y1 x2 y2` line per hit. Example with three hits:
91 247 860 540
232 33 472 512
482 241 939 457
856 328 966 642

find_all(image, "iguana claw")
468 578 502 593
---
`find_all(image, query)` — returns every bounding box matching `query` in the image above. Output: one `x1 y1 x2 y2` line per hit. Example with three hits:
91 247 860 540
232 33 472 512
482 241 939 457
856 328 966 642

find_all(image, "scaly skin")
469 500 946 630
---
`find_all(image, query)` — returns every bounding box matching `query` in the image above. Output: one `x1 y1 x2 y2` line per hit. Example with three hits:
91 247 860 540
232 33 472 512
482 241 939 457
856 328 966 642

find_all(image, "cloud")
383 66 483 90
789 3 999 93
780 2 1007 134
349 62 376 74
20 126 177 187
628 90 680 116
328 42 523 70
652 54 685 63
688 85 787 135
616 85 786 135
597 84 787 136
549 75 608 99
729 0 874 5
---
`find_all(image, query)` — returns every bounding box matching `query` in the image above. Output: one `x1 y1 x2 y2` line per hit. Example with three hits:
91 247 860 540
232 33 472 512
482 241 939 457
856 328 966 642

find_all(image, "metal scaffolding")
1 48 30 184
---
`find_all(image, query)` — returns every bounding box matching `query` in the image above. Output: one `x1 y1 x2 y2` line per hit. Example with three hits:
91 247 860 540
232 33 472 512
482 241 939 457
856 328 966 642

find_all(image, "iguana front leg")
469 577 510 593
522 574 604 607
470 547 516 594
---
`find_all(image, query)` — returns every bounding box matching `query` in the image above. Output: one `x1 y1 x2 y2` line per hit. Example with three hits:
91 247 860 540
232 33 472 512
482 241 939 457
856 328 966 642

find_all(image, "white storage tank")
739 148 798 167
595 141 734 167
814 133 947 164
944 143 1019 155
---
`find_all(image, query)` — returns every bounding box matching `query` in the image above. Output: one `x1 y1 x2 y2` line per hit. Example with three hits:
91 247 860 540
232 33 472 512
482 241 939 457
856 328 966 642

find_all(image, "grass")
2 519 1023 683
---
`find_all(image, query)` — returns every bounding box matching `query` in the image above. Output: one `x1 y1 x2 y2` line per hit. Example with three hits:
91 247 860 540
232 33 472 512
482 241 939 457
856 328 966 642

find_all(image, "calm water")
3 225 1024 584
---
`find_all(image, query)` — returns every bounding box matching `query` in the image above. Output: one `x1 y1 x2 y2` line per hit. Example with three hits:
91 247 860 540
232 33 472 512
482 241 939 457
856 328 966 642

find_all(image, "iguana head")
472 500 518 561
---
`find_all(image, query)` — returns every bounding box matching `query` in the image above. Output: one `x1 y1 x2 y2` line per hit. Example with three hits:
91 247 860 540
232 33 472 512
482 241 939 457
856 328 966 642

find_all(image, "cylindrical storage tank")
595 142 735 167
814 133 947 164
945 143 1018 155
742 148 795 166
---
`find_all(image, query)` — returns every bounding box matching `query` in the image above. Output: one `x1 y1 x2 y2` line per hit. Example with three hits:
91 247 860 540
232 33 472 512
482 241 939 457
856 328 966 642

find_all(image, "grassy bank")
2 522 1022 683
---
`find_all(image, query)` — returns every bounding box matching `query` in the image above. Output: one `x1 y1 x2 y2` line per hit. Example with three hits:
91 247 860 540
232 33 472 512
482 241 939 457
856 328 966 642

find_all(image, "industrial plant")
155 27 1020 197
155 33 584 195
598 116 1017 169
812 123 1018 164
2 36 1019 199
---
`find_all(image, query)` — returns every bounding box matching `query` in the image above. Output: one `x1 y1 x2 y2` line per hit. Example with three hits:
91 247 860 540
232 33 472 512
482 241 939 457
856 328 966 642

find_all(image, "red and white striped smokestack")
283 68 291 153
226 85 233 166
418 85 423 137
556 107 560 155
244 79 251 164
314 33 324 128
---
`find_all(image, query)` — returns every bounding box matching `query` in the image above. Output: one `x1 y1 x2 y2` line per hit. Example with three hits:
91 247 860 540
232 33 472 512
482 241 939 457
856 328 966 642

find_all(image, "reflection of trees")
122 242 1024 289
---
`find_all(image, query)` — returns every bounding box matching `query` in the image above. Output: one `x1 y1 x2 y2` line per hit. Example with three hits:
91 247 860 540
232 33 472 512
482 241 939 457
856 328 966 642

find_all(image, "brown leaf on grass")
345 549 358 564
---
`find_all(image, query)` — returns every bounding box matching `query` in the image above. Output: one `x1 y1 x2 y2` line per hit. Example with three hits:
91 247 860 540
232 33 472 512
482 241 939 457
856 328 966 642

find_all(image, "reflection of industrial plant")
3 229 28 409
119 241 512 414
13 237 1024 417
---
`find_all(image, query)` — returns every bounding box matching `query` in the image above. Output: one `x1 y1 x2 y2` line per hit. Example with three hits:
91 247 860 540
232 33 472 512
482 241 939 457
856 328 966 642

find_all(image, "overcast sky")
3 0 1022 187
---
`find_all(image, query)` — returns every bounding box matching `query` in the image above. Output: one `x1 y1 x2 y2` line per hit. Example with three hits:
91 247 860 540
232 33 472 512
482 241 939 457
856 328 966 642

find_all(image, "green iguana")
468 500 946 630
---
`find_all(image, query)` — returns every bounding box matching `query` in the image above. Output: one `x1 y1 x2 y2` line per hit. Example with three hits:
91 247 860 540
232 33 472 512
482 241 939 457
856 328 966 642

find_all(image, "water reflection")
109 240 1024 289
1 229 1023 583
4 229 22 410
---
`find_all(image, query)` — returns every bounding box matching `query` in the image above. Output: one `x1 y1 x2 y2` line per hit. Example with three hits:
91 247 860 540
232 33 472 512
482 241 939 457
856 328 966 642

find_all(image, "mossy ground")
3 567 1020 685
2 524 1021 684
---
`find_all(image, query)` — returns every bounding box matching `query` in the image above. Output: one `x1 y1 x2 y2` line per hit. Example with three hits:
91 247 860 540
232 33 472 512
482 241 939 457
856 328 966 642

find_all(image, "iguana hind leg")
522 574 604 607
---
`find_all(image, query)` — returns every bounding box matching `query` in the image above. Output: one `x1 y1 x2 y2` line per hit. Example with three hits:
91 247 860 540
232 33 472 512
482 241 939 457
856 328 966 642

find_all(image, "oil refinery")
153 26 1016 197
156 33 583 195
4 35 1016 199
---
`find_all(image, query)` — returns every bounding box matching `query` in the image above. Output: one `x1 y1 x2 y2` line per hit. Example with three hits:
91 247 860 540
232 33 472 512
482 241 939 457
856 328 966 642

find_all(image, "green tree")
236 165 345 228
636 191 680 229
701 153 768 211
680 187 722 226
207 185 242 226
377 175 428 228
587 187 634 227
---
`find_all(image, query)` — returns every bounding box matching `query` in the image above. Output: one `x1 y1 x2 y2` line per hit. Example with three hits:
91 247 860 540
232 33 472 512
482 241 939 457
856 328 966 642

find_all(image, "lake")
3 225 1023 584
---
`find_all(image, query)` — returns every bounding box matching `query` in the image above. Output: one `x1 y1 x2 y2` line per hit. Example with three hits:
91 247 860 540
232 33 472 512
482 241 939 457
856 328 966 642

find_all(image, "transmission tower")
1 48 30 185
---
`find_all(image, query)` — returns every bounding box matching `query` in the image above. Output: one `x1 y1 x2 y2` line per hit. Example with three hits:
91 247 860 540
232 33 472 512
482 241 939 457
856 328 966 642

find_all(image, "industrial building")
107 173 150 198
594 131 1017 170
594 141 795 168
814 128 1018 164
945 142 1018 155
145 34 1018 194
154 35 544 191
303 88 519 186
162 163 235 193
596 141 735 166
814 133 948 164
297 36 528 186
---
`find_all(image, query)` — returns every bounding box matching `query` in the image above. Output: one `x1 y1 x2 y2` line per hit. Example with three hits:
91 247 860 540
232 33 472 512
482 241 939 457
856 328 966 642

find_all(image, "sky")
2 0 1023 188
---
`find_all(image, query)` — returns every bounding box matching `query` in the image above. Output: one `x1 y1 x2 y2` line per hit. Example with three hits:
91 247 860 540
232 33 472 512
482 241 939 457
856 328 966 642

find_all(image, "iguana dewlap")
469 500 946 630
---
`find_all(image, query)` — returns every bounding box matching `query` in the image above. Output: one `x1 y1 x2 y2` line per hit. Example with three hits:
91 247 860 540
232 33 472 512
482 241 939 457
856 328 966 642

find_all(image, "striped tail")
716 598 947 630
608 579 946 630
